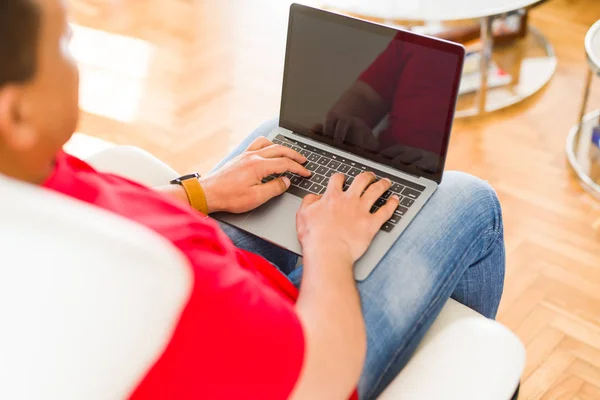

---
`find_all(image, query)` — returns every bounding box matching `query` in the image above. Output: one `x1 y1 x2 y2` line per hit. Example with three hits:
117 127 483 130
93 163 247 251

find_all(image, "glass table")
320 0 557 117
566 20 600 201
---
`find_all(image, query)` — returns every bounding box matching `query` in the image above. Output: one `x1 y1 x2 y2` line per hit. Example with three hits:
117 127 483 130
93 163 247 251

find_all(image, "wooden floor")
68 1 600 398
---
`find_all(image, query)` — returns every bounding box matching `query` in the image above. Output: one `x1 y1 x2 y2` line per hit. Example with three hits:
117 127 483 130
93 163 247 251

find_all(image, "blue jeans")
213 119 505 400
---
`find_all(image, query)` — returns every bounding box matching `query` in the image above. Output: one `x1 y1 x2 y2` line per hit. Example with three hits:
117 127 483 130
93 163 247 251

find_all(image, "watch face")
181 173 201 180
171 172 200 185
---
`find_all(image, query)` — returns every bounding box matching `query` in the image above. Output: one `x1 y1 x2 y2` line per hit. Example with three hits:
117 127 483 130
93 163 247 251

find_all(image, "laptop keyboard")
262 135 426 232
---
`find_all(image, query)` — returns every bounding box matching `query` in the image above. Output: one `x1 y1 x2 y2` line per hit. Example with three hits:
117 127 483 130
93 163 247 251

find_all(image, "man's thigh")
356 171 503 399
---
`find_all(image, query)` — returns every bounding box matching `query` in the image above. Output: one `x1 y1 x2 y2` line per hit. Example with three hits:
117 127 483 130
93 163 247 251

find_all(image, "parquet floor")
68 0 600 398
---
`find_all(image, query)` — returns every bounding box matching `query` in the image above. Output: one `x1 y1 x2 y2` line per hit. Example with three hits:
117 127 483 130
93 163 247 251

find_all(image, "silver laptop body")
215 4 465 281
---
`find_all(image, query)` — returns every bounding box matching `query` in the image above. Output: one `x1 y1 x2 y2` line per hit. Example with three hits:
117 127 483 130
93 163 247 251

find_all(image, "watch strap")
180 177 209 215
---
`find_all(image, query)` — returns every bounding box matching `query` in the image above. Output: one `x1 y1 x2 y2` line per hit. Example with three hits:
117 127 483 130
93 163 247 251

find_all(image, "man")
0 1 505 399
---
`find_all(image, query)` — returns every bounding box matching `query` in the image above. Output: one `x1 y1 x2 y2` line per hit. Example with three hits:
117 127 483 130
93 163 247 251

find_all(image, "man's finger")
263 157 311 177
255 176 291 204
246 136 273 152
327 173 345 192
374 195 400 226
347 172 376 196
257 144 307 164
361 177 392 206
301 193 320 208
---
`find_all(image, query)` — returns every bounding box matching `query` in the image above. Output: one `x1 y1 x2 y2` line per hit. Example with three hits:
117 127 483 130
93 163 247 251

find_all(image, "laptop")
215 4 465 281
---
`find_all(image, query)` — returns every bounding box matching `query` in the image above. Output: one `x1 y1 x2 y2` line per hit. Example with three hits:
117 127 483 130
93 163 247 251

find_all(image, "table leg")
478 16 494 114
508 37 525 87
578 68 593 133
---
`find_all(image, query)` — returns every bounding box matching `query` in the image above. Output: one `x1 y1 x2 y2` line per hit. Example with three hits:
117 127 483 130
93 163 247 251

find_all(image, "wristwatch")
170 173 209 215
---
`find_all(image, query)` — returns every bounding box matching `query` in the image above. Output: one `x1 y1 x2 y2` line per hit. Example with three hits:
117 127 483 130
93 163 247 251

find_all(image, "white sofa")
0 143 526 399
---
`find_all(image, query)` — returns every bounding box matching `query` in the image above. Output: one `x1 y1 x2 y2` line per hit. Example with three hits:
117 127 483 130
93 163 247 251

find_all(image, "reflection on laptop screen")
280 6 463 182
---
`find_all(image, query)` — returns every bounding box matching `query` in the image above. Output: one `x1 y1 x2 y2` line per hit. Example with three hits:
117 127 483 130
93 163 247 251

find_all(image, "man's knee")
437 171 503 242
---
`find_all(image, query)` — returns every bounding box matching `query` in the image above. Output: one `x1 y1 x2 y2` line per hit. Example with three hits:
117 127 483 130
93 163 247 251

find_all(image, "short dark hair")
0 0 40 87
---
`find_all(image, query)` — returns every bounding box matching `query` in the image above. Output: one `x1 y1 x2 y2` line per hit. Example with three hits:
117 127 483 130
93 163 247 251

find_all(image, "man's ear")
0 85 38 152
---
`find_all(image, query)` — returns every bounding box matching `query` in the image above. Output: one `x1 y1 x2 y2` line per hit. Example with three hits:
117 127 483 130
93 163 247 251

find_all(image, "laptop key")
300 149 311 158
328 160 341 169
348 168 362 177
401 187 421 199
305 162 319 172
317 157 330 166
308 153 321 163
322 178 329 187
273 139 284 145
282 172 294 179
375 198 387 207
290 176 303 186
311 174 325 184
310 183 324 193
291 146 302 153
324 169 335 178
370 206 379 213
400 197 415 207
300 179 313 190
305 144 319 153
382 190 392 199
338 164 351 173
388 215 401 224
391 183 405 193
396 205 408 215
282 143 292 148
316 166 329 176
381 223 394 233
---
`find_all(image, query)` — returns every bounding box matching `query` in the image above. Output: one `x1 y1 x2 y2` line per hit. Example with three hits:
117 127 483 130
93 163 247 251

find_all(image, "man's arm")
154 184 190 207
290 248 366 399
290 173 399 399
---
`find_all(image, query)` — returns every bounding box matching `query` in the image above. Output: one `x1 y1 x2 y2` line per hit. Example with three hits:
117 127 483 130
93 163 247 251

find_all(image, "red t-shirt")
359 32 458 154
42 151 307 399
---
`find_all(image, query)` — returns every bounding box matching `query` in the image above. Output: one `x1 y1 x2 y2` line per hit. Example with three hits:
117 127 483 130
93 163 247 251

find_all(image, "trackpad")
245 194 303 255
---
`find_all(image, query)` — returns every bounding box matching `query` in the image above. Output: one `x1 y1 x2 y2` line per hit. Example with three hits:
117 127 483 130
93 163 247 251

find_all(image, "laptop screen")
280 4 464 183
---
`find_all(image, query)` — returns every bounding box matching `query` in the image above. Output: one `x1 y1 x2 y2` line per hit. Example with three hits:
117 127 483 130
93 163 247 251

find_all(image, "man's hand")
296 172 399 263
200 136 311 214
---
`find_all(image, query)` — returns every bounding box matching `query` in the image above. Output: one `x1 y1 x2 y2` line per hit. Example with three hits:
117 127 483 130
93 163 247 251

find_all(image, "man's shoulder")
57 150 96 172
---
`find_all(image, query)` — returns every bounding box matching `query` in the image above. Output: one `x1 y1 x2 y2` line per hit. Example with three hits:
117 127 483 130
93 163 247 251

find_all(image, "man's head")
0 0 79 183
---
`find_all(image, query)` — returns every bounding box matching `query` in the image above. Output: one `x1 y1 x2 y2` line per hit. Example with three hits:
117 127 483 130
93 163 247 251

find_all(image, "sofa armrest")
83 146 180 187
378 300 525 400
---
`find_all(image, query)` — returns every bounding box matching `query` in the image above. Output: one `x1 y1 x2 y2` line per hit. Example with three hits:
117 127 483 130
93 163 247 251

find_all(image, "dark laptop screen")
280 4 464 183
